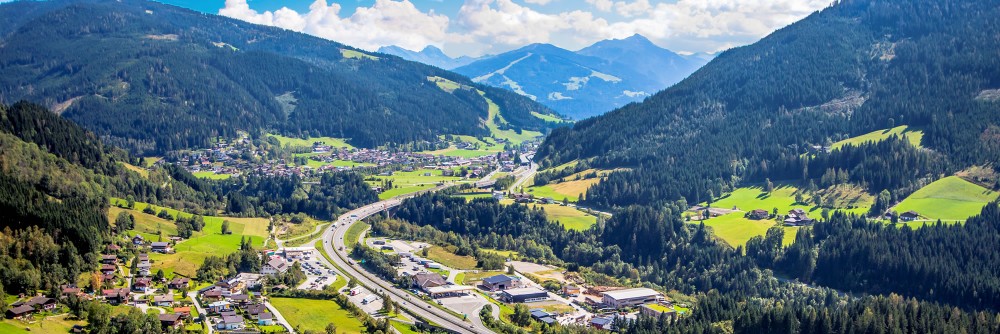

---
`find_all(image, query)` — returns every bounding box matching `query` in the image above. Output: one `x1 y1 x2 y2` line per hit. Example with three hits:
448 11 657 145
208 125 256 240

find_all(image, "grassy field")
373 169 466 199
480 249 518 258
344 222 369 251
120 162 149 178
532 203 598 231
531 111 565 123
0 314 84 334
109 199 269 277
707 184 870 216
192 170 232 180
378 184 435 200
269 134 354 149
461 270 506 285
479 91 543 144
700 213 798 247
527 178 598 202
894 176 998 221
428 76 465 93
340 49 379 61
831 125 924 150
693 184 871 248
270 298 367 334
425 246 478 270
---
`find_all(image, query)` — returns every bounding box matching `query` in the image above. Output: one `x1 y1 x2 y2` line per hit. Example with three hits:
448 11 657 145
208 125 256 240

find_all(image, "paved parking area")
297 256 339 291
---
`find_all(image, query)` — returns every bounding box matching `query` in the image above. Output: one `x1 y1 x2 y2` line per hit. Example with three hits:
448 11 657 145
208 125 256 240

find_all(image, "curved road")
321 185 493 334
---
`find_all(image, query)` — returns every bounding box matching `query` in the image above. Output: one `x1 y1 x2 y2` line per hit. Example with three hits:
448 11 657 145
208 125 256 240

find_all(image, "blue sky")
155 0 829 57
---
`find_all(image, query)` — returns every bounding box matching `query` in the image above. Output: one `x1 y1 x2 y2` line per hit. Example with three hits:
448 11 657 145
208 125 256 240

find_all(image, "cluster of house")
783 209 815 226
130 234 174 254
4 295 57 320
169 131 533 180
197 274 274 331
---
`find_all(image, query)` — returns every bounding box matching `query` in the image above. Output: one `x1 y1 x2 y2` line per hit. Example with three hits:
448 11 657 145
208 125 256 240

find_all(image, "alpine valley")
1 0 1000 334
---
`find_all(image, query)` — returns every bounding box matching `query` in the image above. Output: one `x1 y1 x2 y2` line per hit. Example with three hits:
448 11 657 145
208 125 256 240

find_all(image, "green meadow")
269 133 355 150
270 298 367 334
110 199 269 277
895 176 998 221
831 125 924 150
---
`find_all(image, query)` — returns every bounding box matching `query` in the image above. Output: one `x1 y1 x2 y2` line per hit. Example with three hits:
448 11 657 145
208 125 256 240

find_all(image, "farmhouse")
23 296 58 311
150 242 173 253
5 304 34 320
482 274 522 292
748 209 770 220
100 264 117 275
601 288 663 309
900 210 920 221
783 208 814 226
499 287 549 303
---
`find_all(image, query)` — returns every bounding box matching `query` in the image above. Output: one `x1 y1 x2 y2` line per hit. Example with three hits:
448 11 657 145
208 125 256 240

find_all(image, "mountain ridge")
0 0 560 154
451 35 709 119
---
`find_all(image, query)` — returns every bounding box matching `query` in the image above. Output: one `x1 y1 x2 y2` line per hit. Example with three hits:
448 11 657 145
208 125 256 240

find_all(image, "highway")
321 184 493 334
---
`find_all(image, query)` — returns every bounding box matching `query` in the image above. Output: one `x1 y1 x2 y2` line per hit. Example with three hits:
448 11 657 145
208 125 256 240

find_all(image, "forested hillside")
537 0 1000 208
0 0 559 155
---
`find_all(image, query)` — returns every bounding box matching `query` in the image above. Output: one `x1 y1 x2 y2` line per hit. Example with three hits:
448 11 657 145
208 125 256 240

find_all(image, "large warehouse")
499 288 549 303
601 288 662 308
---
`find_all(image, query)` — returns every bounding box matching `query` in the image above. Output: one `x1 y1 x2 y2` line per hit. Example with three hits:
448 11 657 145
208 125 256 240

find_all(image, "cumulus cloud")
219 0 450 52
218 0 829 56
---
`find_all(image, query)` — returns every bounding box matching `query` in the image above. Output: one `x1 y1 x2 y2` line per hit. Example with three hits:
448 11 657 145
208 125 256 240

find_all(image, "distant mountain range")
380 35 711 119
0 0 560 154
377 45 479 70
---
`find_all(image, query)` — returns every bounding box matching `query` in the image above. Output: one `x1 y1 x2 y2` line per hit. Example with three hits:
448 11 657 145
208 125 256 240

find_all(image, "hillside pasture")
269 134 354 149
270 297 367 334
831 125 923 150
894 176 998 221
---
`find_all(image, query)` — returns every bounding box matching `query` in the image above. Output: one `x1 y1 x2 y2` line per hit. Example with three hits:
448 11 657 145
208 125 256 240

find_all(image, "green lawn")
894 176 999 221
831 125 924 150
425 246 478 270
341 49 379 61
0 314 84 334
269 134 355 149
391 320 422 334
462 270 506 285
110 199 269 277
698 213 799 247
531 111 565 123
270 298 367 334
374 169 466 199
531 203 597 231
428 76 464 93
479 91 543 144
707 184 870 217
344 222 369 251
192 170 232 180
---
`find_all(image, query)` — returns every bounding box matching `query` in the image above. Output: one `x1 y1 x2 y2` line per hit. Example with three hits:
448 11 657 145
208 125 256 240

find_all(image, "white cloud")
218 0 829 57
219 0 450 52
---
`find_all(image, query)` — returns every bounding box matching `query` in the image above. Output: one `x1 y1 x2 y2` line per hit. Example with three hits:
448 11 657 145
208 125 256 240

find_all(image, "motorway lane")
322 186 492 334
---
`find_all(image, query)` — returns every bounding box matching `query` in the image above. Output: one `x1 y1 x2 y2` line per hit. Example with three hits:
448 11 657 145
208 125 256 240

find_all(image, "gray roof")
221 314 243 324
483 274 517 285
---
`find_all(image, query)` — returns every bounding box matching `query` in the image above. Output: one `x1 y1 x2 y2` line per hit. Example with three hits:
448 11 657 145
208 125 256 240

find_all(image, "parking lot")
294 251 340 291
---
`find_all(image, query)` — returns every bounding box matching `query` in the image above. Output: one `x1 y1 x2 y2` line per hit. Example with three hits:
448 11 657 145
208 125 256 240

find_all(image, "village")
165 133 530 182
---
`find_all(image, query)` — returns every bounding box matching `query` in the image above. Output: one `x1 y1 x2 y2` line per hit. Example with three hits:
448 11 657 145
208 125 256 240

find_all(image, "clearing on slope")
894 176 998 221
830 125 924 150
